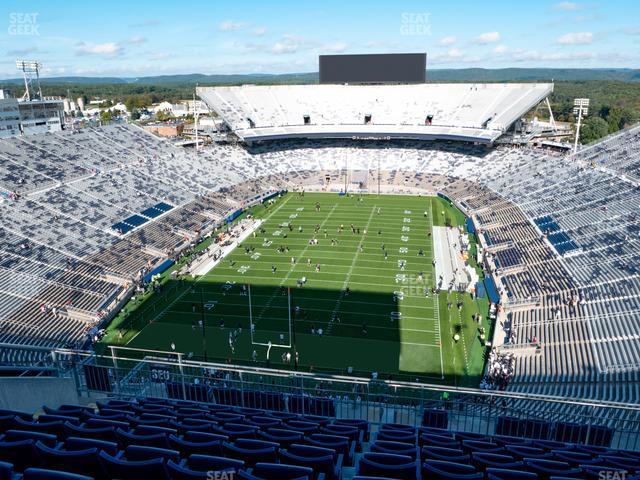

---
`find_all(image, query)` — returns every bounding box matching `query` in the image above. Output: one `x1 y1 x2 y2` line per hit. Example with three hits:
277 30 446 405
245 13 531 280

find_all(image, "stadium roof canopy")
197 83 553 144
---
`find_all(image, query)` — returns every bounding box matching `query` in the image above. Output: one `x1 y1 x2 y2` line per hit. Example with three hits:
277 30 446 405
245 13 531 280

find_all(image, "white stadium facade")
197 83 553 143
1 53 640 448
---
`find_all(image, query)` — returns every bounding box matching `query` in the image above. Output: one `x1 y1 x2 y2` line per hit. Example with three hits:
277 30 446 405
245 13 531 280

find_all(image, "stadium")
0 42 640 480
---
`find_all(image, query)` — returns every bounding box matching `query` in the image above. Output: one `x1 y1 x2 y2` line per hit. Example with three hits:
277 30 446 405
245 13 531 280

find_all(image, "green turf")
102 193 491 386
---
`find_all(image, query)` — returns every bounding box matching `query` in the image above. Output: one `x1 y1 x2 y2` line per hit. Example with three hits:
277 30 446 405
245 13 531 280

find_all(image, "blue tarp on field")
485 277 501 304
465 217 476 235
143 258 174 283
225 209 243 224
476 281 486 299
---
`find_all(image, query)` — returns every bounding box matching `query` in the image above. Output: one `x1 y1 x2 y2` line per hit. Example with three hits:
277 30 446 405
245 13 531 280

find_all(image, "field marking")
161 309 440 334
252 203 338 335
203 273 433 289
327 204 377 334
430 199 445 380
173 296 437 312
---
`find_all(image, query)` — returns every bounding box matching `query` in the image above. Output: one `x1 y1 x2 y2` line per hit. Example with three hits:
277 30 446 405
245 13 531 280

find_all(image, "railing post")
178 353 186 400
109 346 121 398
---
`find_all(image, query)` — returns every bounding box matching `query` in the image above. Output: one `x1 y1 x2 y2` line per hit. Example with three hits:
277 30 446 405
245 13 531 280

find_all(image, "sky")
0 0 639 78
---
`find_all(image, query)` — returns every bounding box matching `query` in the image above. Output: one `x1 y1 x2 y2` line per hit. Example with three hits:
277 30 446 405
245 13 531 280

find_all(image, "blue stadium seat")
258 428 304 448
13 418 65 438
523 458 582 479
0 409 34 422
98 450 170 480
239 462 314 480
321 424 362 448
370 440 417 459
470 452 523 470
551 449 597 466
333 419 368 440
286 420 321 436
22 468 93 480
181 454 244 475
0 461 13 480
244 416 281 429
2 430 57 448
168 432 225 456
213 423 259 440
506 444 553 460
223 438 279 466
115 428 170 449
461 440 504 453
377 429 416 444
280 443 342 480
421 445 470 463
123 444 180 462
486 468 539 480
0 439 38 472
357 452 417 480
62 423 118 443
305 434 355 466
420 432 459 449
33 441 104 479
64 437 118 456
422 459 483 479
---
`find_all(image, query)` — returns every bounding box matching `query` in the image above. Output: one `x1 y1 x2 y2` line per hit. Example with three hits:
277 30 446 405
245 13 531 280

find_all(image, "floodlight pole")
573 98 589 155
573 107 584 154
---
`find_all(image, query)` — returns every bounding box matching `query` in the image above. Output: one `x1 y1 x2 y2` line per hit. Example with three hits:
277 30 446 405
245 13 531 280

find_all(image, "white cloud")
473 31 501 44
438 36 456 46
429 48 482 64
271 41 298 54
127 35 146 45
253 27 267 36
508 49 595 62
557 31 593 45
219 20 246 32
493 44 508 54
323 41 348 53
624 27 640 36
75 42 123 57
554 2 582 11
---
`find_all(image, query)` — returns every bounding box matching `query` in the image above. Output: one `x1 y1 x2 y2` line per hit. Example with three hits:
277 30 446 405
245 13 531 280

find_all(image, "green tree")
580 116 609 144
100 110 114 124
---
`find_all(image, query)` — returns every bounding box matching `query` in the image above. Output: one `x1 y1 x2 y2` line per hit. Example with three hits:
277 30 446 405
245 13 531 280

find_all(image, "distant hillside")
1 68 639 86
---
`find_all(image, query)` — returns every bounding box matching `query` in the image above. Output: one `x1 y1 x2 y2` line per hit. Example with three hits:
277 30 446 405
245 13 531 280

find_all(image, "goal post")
249 284 293 349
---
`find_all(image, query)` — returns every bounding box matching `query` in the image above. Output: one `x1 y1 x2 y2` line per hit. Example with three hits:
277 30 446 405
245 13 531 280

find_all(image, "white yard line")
431 198 446 380
325 205 377 334
252 203 338 328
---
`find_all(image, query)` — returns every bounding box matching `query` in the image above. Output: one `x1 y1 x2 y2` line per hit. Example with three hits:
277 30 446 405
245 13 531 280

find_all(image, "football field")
104 193 491 386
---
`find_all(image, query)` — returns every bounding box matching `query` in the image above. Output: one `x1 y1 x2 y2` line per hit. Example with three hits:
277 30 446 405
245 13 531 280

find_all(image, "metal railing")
32 346 640 451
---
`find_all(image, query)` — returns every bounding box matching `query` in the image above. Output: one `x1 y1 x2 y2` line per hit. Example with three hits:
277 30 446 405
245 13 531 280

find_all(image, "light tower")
573 98 589 154
15 60 43 101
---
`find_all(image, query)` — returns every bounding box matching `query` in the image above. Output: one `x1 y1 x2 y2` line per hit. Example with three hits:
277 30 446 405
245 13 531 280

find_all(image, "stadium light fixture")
15 59 43 101
573 98 589 154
